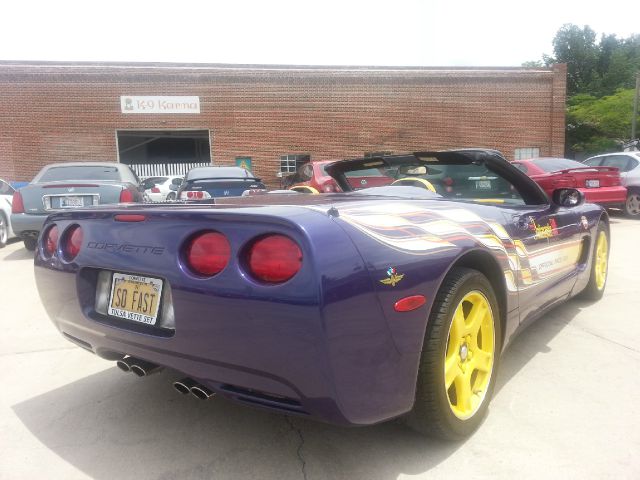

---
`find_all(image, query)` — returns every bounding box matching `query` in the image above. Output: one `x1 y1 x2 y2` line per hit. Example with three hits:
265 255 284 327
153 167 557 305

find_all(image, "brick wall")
0 62 566 188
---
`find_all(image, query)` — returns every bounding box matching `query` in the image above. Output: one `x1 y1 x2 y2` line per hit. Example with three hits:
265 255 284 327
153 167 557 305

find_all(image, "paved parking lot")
1 216 639 480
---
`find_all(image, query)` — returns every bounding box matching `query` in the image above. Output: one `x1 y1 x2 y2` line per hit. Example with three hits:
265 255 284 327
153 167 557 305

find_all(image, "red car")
287 161 392 193
512 157 627 207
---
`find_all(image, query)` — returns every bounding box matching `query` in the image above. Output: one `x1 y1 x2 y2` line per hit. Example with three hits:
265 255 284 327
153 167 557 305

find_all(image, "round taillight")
63 225 83 260
246 234 302 283
44 225 59 257
185 231 231 276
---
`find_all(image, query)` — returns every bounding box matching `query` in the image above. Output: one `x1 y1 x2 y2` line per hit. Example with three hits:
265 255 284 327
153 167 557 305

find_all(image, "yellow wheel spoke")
444 356 461 389
454 372 473 412
466 299 487 337
451 308 466 339
472 349 493 373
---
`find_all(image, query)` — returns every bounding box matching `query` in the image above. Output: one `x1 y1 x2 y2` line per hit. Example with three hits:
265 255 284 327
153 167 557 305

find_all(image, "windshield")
39 165 121 182
333 157 525 205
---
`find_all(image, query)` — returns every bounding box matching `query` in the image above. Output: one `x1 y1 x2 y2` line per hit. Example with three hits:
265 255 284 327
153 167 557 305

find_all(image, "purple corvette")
35 149 610 439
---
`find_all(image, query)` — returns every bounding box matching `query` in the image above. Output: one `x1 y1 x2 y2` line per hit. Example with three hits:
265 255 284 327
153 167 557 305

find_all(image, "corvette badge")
380 267 404 287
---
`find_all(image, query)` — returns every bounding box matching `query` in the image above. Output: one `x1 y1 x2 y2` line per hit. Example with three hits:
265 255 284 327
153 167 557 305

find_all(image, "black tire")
23 237 37 251
624 191 640 217
166 192 176 201
406 267 502 440
578 222 609 301
0 213 8 248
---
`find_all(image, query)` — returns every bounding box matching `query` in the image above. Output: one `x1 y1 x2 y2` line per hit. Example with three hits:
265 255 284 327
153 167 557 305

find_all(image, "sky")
0 0 638 67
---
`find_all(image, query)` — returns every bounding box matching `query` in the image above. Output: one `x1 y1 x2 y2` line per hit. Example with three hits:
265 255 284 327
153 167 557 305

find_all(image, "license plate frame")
476 180 492 190
585 179 600 188
60 196 85 208
108 273 163 325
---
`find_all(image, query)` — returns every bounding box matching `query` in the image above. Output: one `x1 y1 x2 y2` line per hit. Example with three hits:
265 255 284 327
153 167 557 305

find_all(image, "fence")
126 162 211 179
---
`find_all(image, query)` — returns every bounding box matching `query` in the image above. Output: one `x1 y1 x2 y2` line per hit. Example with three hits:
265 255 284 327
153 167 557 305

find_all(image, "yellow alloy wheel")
391 177 436 192
289 185 319 194
594 230 608 290
444 290 495 420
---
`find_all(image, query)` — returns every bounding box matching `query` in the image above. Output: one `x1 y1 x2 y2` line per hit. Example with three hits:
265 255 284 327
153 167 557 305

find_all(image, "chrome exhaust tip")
190 384 216 400
173 378 198 395
130 359 162 377
116 357 134 373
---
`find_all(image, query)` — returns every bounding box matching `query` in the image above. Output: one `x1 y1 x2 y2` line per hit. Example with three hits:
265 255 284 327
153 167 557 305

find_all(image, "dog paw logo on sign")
380 267 404 287
124 98 134 111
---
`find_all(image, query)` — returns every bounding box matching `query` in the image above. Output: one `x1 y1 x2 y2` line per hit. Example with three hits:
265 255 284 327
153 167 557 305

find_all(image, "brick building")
0 61 566 187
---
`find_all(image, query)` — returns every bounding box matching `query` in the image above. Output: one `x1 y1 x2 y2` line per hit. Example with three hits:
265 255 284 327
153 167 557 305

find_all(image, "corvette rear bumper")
34 229 420 427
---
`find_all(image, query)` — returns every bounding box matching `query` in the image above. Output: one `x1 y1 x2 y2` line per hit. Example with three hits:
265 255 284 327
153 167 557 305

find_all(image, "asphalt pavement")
1 215 639 480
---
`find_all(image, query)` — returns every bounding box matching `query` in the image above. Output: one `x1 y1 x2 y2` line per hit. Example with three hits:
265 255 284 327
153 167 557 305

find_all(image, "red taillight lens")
12 191 25 214
185 231 231 276
119 189 134 203
246 234 302 283
442 177 454 187
187 191 204 199
44 225 59 256
63 225 83 260
151 187 161 193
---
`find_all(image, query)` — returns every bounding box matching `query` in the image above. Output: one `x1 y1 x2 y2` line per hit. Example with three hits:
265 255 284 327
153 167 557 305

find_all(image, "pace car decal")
316 203 582 292
380 267 404 287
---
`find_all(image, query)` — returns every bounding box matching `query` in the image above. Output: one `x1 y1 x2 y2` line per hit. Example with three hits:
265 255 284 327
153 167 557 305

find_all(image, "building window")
280 154 310 173
364 151 392 158
514 148 540 160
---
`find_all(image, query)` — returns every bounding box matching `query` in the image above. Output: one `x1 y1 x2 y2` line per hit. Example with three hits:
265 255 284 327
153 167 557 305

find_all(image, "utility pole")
633 72 639 140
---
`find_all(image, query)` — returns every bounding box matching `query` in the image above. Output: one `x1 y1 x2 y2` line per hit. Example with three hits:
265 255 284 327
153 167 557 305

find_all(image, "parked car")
177 166 266 199
0 178 17 248
34 149 610 440
286 160 393 193
11 162 144 251
142 176 183 202
512 157 627 209
583 151 640 217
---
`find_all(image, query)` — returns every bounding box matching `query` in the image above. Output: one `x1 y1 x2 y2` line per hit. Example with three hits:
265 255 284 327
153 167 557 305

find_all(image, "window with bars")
514 148 540 161
364 151 392 158
280 154 310 173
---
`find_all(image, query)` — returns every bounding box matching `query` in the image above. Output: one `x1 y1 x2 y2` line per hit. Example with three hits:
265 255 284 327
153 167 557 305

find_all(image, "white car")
0 179 17 247
142 176 183 202
584 151 640 217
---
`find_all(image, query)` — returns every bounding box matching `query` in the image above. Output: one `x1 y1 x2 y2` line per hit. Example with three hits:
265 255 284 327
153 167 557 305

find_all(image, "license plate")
60 196 84 208
108 273 163 325
476 180 492 189
585 179 600 188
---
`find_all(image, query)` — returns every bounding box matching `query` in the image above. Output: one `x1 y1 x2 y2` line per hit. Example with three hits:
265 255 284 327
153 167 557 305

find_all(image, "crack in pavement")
284 415 308 480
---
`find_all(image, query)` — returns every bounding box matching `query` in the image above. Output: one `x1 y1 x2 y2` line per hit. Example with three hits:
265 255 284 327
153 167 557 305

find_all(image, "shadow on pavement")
495 297 585 395
12 297 588 480
2 244 33 261
12 367 460 480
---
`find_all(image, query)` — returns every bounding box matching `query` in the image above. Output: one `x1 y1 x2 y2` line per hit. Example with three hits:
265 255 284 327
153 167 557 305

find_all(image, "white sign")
120 96 200 114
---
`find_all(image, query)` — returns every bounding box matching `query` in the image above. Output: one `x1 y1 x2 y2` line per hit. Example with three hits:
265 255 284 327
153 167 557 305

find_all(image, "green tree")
552 24 600 96
566 89 635 154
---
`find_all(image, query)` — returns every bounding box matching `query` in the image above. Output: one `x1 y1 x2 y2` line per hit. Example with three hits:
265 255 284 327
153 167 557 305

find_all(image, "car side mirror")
552 188 584 208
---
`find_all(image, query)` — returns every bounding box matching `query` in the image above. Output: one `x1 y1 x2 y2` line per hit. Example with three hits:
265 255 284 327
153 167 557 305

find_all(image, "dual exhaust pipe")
116 356 214 400
173 378 216 400
116 356 162 377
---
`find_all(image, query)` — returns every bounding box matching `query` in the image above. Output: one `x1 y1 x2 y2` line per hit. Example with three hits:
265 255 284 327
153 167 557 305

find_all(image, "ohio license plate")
585 179 600 188
60 196 85 208
476 180 492 189
108 273 163 325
